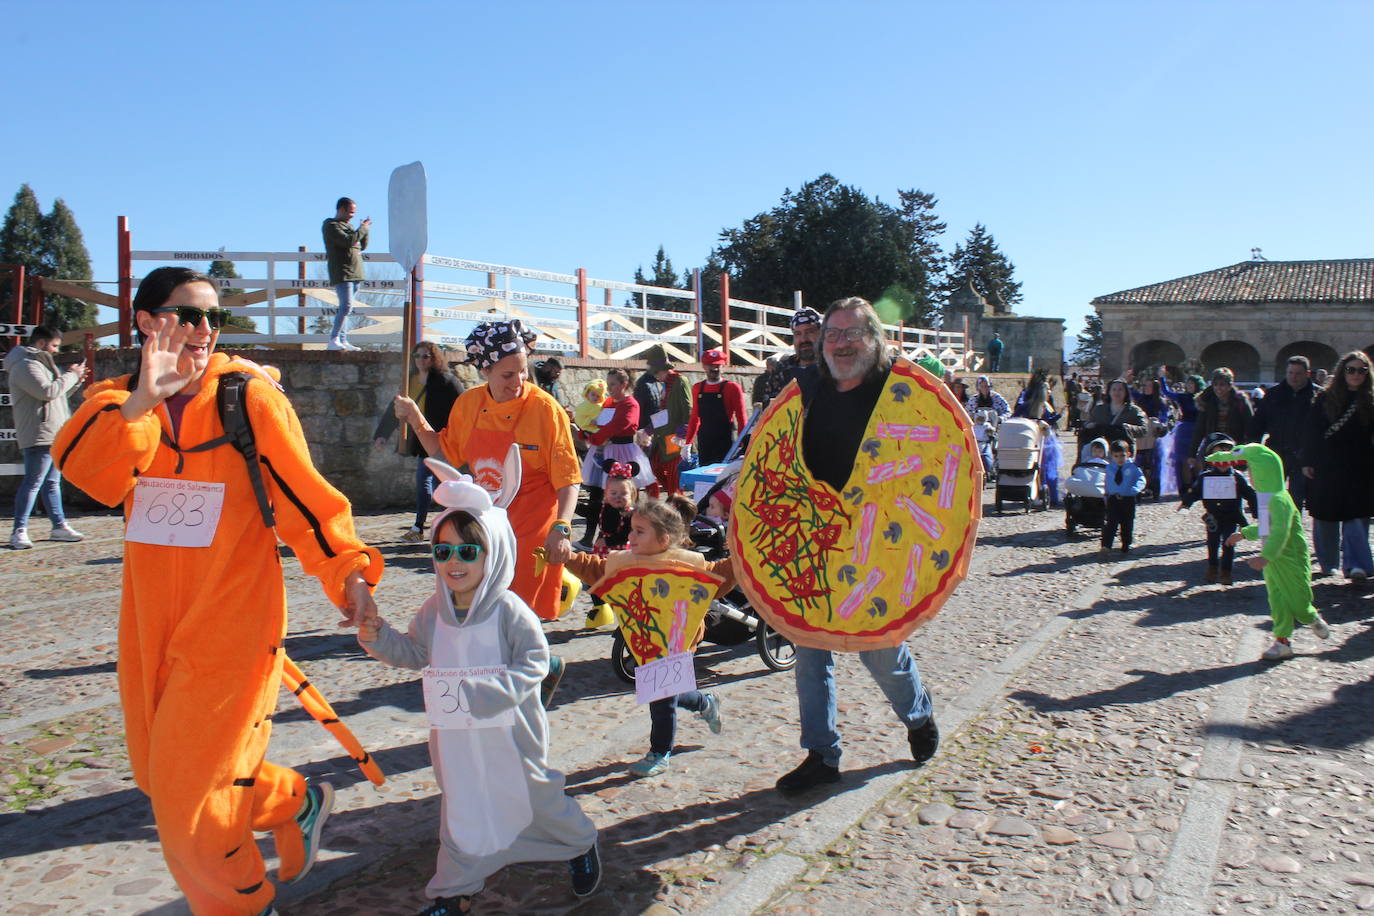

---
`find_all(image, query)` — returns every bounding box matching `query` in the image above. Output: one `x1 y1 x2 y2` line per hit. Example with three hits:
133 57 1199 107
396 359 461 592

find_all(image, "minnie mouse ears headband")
464 319 539 371
790 306 822 328
602 459 640 480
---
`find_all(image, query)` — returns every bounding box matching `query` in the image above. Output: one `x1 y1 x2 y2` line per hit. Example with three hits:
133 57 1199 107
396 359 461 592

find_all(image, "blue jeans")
331 281 358 338
414 459 438 528
648 690 705 755
13 445 66 531
1313 518 1373 575
794 643 932 767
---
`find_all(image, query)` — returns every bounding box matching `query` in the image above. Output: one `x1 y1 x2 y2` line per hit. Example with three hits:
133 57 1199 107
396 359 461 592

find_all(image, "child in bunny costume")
359 451 599 914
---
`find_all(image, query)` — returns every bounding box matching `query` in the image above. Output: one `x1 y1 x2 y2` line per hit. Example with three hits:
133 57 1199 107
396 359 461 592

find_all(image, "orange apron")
463 414 563 620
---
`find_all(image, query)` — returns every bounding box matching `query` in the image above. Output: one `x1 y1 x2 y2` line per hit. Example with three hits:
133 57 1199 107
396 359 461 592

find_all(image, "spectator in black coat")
1189 368 1253 467
1302 351 1374 580
1248 355 1318 512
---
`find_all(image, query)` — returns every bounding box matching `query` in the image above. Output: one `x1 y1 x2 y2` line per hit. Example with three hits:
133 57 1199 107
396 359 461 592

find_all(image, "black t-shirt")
802 370 886 491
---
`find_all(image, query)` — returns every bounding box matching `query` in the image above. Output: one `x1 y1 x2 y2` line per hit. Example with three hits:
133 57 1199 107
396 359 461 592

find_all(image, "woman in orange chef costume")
52 267 382 916
394 320 580 623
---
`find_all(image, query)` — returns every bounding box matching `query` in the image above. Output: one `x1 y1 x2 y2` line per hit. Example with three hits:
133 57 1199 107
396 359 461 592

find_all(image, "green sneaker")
628 751 670 776
698 692 724 734
291 780 334 883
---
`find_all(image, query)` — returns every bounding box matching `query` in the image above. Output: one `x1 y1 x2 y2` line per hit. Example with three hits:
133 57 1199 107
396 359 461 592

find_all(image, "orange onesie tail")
280 656 386 787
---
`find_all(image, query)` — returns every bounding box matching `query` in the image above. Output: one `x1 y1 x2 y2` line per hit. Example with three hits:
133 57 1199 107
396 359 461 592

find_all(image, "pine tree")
0 186 97 332
207 259 256 332
630 246 692 335
1072 312 1102 366
42 199 96 330
0 185 47 323
943 224 1022 313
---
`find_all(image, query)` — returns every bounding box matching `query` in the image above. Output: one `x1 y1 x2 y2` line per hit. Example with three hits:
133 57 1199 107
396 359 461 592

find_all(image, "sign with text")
634 652 697 705
422 666 516 730
125 477 225 547
1202 476 1237 500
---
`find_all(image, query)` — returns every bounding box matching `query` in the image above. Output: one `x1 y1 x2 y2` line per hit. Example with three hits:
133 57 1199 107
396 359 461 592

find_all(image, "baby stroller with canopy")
972 407 1000 485
1063 436 1110 537
994 418 1047 512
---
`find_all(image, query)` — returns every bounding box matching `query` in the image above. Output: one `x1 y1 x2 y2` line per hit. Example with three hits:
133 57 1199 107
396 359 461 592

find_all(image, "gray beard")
827 348 879 382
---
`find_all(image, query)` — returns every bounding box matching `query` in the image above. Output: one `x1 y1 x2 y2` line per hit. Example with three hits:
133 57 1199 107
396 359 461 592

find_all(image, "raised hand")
121 314 195 420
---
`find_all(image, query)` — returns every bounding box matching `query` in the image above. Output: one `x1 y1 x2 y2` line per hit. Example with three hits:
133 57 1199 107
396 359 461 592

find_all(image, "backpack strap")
216 372 276 529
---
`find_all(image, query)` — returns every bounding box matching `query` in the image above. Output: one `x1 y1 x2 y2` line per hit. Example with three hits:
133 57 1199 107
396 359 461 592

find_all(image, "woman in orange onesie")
52 267 383 916
394 320 580 622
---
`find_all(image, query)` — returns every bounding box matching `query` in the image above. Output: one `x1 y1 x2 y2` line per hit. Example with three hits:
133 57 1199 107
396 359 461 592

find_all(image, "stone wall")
4 348 1048 510
2 348 764 509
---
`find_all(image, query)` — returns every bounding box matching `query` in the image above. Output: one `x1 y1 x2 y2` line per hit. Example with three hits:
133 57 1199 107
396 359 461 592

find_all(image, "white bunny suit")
360 461 596 899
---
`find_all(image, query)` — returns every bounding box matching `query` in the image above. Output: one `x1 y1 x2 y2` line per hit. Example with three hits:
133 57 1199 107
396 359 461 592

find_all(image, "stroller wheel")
756 623 797 671
610 631 637 684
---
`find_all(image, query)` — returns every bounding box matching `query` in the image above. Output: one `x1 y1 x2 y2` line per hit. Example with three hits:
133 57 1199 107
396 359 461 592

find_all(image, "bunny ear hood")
424 458 518 624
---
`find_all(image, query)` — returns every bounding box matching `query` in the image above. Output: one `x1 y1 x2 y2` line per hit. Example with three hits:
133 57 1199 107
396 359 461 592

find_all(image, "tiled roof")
1092 259 1374 305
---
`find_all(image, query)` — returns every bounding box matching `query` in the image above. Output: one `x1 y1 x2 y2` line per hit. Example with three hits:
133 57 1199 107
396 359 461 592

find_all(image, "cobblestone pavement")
5 441 1374 915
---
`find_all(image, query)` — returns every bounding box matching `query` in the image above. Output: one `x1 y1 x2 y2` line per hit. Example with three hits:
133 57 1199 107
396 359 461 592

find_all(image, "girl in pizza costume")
358 458 599 913
395 320 580 622
51 267 383 916
1215 441 1331 661
565 494 735 776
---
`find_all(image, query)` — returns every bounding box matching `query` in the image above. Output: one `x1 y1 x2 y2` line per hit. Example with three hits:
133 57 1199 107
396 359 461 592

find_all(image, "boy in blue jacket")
1102 439 1147 554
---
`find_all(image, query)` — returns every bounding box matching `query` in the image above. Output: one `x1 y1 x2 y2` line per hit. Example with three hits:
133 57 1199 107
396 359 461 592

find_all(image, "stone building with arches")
1092 258 1374 383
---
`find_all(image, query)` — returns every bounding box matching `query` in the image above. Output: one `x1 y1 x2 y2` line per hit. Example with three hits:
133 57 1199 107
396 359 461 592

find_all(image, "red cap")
702 348 727 366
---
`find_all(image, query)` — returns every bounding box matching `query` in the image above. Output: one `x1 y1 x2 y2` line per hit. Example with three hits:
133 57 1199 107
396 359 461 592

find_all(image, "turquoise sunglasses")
433 543 484 563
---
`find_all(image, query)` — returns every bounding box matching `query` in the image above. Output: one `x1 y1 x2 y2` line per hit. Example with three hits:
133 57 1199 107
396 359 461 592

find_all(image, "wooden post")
399 298 413 450
83 332 95 388
117 217 132 347
297 246 307 335
576 267 589 358
693 268 703 359
412 261 425 345
719 272 731 358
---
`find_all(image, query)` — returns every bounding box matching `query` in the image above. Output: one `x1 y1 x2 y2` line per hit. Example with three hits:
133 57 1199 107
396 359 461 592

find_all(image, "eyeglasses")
413 352 432 360
822 327 867 343
432 543 484 563
1344 365 1369 375
148 306 232 329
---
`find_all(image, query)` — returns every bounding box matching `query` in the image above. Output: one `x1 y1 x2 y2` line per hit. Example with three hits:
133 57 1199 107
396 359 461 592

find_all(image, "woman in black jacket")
1302 350 1374 580
1189 368 1253 467
374 340 466 541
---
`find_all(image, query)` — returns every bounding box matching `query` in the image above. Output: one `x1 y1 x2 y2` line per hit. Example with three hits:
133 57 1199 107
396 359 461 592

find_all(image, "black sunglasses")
432 543 484 563
148 306 233 329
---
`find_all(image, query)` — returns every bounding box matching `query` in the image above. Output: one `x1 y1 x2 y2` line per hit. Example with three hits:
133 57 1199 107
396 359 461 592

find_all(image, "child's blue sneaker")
628 751 670 776
291 779 334 883
699 692 724 734
541 655 566 708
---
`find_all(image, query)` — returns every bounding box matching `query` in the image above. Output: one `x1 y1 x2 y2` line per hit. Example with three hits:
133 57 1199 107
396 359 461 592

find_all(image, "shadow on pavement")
1009 657 1268 713
23 660 118 679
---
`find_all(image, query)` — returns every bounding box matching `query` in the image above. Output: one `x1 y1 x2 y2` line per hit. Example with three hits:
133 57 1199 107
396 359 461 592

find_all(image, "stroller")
607 472 797 683
994 418 1047 512
971 407 1000 486
1063 437 1110 537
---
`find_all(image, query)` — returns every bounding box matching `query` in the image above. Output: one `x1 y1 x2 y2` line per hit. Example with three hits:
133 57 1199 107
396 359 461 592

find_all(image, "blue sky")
5 0 1371 345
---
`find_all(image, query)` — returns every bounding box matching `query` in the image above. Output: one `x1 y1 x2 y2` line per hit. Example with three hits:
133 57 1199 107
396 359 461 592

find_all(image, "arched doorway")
1200 340 1260 381
1274 341 1339 378
1130 339 1186 374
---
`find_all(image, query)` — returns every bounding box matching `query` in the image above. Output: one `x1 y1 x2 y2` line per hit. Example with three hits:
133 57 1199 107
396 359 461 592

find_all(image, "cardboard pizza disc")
728 358 981 651
594 562 724 665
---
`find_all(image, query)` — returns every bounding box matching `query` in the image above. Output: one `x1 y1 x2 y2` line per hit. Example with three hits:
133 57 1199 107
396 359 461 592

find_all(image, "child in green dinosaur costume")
1213 441 1330 661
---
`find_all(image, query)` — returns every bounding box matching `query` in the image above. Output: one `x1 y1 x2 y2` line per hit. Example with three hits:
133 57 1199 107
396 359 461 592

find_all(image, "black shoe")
908 717 940 766
417 896 472 916
775 751 840 795
569 842 602 897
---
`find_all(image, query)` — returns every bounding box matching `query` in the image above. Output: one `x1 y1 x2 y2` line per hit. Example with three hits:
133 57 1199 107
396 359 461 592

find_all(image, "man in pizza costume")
728 297 981 796
52 267 383 916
